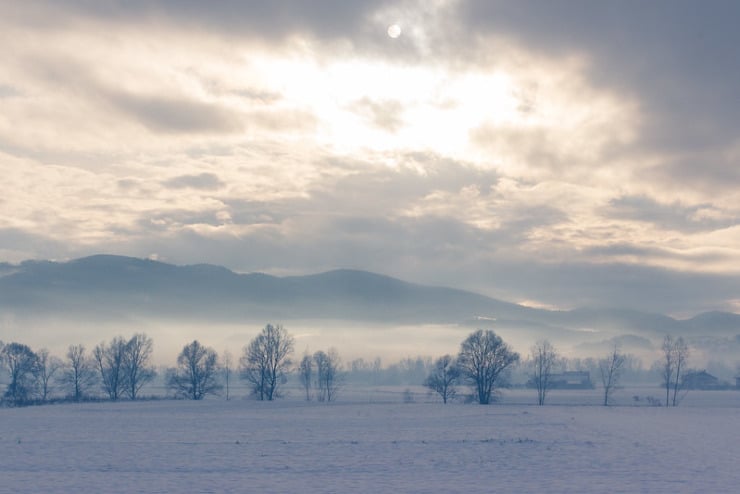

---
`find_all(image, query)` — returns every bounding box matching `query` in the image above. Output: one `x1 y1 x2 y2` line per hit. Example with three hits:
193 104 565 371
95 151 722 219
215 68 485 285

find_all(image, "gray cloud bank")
1 1 738 317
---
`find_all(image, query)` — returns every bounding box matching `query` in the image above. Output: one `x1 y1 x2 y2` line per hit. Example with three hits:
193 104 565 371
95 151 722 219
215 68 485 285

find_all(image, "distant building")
551 371 594 389
527 371 594 390
682 370 721 390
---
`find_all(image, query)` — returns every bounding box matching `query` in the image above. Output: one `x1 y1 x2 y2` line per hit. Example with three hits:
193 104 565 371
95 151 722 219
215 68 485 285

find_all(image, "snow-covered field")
3 391 740 493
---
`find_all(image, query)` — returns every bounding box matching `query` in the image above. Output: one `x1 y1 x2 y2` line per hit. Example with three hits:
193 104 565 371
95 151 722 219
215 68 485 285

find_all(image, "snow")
2 392 740 493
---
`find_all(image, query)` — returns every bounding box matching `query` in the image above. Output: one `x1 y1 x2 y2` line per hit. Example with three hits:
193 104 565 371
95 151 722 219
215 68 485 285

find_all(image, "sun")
387 24 402 39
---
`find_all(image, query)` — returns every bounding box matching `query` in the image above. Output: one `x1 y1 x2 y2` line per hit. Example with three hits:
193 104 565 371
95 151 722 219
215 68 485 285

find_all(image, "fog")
3 314 728 373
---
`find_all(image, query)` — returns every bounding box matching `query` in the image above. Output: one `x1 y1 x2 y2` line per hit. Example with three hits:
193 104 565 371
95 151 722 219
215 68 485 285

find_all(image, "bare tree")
222 350 233 401
660 336 674 407
240 324 294 401
457 329 520 405
298 353 313 401
123 333 156 400
424 354 459 404
36 349 63 402
1 342 40 405
314 348 343 402
61 344 97 401
94 337 127 400
599 344 626 406
660 335 690 407
671 337 689 406
530 340 558 406
167 340 221 400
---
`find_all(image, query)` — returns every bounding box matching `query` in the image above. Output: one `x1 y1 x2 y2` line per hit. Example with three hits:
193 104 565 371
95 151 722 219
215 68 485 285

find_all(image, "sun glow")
387 24 402 38
245 51 521 158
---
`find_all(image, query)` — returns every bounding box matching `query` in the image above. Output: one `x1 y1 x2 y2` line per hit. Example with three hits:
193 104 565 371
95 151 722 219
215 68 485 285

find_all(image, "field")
3 389 740 493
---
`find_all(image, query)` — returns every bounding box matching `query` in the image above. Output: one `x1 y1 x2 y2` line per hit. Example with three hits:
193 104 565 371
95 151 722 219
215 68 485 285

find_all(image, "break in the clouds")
1 1 738 316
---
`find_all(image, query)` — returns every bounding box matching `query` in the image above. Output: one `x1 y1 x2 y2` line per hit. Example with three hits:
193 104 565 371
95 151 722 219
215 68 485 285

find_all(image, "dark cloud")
0 84 20 98
460 0 740 182
583 243 734 266
19 0 394 40
104 90 243 134
606 195 738 233
7 0 431 65
163 173 225 190
16 52 244 136
456 258 740 316
0 228 70 261
222 199 286 226
645 154 740 194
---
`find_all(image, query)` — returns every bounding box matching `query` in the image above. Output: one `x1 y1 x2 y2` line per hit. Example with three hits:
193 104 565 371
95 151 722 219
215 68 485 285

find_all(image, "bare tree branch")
457 330 519 405
599 344 625 406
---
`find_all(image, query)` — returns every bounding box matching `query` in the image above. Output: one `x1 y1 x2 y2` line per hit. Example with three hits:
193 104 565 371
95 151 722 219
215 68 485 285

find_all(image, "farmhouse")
527 371 594 390
682 370 720 390
550 371 594 389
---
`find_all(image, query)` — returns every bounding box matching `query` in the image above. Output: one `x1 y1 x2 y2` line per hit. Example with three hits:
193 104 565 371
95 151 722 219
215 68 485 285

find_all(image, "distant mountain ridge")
1 255 739 340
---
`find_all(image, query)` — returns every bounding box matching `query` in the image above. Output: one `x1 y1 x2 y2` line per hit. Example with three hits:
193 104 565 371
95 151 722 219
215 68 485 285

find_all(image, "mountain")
1 255 738 340
0 255 526 323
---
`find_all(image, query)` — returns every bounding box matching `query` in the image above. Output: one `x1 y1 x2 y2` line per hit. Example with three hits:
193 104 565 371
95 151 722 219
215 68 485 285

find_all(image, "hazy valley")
1 255 739 368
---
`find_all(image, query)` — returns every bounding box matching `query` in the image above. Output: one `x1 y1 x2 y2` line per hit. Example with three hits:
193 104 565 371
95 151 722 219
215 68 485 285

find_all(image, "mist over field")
1 255 739 370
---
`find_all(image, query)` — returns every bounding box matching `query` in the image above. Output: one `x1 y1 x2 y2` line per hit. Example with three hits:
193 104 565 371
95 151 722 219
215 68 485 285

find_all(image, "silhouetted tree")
314 348 343 402
599 344 626 406
36 348 63 402
61 344 97 401
123 333 156 400
222 350 233 401
424 354 459 404
531 340 558 406
94 337 127 400
167 340 221 400
298 353 313 401
1 342 39 405
457 329 519 405
660 335 689 406
240 324 294 401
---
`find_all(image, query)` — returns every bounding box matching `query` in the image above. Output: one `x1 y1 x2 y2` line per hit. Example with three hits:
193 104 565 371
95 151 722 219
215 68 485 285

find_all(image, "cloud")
1 0 738 320
0 84 20 98
12 0 396 41
459 1 740 182
0 228 70 263
350 98 405 132
163 173 225 190
103 90 243 134
606 195 738 233
646 152 740 194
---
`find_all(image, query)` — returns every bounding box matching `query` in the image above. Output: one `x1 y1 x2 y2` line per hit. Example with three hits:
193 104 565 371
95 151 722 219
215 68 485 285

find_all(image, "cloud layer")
1 1 738 316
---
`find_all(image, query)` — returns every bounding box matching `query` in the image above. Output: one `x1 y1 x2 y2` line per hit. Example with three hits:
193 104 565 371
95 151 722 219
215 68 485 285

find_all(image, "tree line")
0 324 327 406
408 332 692 407
0 326 694 407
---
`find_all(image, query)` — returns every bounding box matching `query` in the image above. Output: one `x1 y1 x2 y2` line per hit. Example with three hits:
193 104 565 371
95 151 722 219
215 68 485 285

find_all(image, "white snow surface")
3 395 740 493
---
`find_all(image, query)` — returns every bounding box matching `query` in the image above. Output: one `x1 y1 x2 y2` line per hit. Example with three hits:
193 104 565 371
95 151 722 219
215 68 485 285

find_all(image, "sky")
1 0 739 317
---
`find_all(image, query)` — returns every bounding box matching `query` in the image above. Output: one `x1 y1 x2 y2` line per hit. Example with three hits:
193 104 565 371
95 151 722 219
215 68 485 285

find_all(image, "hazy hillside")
1 255 739 342
0 255 524 323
